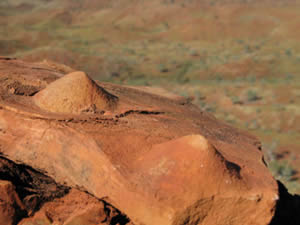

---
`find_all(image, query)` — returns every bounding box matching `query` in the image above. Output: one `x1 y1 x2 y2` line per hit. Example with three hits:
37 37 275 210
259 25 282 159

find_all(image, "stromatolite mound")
33 71 118 114
0 57 298 225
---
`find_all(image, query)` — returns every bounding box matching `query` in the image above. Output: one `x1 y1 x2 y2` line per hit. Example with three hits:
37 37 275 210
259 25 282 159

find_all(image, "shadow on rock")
270 181 300 225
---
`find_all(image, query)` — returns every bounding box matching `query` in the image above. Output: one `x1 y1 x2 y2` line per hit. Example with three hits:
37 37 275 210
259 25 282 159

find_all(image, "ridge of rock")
33 71 118 114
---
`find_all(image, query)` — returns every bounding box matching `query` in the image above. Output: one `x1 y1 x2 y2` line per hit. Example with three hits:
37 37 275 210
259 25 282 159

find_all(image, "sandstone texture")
0 180 26 225
0 57 298 225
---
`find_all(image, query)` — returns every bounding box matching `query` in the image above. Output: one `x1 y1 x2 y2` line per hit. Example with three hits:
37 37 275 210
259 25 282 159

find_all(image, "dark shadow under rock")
269 181 300 225
0 156 70 219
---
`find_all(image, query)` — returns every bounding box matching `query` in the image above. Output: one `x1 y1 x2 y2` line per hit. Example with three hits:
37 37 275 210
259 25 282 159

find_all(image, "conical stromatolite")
33 71 118 114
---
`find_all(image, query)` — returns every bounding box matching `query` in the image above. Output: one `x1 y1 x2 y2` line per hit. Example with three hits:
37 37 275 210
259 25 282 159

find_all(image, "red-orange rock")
132 135 277 225
18 189 114 225
0 180 26 225
18 214 52 225
63 205 106 225
0 58 279 225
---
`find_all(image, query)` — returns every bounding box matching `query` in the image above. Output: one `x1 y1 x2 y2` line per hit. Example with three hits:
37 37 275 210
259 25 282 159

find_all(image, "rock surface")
0 57 298 225
18 189 127 225
0 180 26 225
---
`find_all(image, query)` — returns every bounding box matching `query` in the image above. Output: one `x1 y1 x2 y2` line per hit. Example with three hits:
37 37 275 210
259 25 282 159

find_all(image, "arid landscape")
0 0 300 224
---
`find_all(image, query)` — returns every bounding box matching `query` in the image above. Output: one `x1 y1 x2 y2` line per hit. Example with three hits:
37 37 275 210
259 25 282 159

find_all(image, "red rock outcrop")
0 57 296 225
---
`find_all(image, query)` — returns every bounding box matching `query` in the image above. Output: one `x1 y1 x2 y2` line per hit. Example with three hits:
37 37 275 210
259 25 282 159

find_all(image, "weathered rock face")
0 153 129 225
0 57 295 225
0 180 26 225
18 189 128 225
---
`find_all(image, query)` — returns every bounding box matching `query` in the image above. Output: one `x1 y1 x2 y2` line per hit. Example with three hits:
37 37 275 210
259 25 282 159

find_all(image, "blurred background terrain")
1 0 300 193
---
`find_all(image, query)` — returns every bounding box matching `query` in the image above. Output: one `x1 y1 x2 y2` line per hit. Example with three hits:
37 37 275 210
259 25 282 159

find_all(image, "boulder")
0 58 284 225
